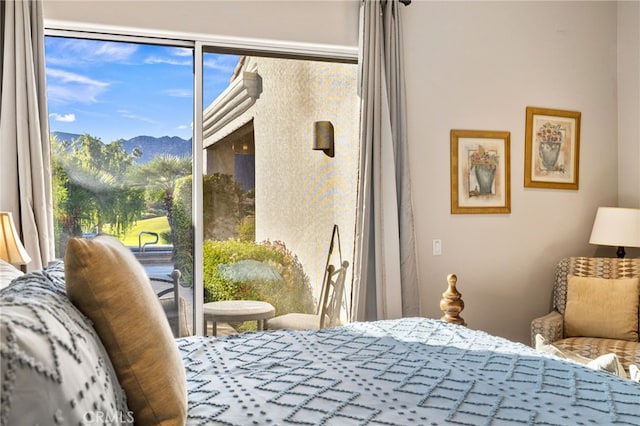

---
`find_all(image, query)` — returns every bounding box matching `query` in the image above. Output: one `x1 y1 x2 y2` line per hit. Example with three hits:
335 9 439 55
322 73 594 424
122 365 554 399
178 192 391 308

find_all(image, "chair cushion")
267 313 321 330
64 235 187 425
535 334 627 378
564 275 639 341
553 336 640 372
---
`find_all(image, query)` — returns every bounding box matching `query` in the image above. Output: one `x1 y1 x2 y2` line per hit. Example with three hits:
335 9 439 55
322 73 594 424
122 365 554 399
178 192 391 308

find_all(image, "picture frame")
524 107 581 189
450 129 511 214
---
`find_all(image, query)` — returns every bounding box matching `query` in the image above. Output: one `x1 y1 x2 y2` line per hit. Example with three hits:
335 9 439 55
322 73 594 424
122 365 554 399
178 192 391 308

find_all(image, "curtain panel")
351 0 419 322
0 0 54 270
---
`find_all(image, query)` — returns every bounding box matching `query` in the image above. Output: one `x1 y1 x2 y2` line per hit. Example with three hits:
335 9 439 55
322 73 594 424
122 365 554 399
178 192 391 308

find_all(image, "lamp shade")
0 212 31 265
589 207 640 249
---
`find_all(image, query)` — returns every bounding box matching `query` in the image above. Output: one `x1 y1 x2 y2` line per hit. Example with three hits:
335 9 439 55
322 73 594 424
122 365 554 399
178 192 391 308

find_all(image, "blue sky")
45 36 239 143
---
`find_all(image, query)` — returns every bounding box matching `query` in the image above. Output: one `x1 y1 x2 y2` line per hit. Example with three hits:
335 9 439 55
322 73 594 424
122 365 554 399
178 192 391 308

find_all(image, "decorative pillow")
64 236 187 426
535 334 627 379
564 275 639 341
0 261 131 425
629 364 640 383
0 259 23 289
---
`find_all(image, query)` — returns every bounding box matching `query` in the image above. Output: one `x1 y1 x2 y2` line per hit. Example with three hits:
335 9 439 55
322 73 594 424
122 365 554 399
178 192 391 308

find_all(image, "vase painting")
474 165 496 195
451 129 510 214
535 121 565 172
524 107 581 189
469 145 498 197
539 141 561 171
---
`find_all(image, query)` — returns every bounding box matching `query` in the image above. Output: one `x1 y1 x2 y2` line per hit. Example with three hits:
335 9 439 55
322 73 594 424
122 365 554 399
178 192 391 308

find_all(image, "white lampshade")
0 212 32 265
589 207 640 257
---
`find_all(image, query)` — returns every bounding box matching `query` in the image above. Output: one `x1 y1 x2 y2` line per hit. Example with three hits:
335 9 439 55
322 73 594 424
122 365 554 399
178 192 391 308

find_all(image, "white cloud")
165 89 192 98
47 68 108 87
203 57 237 73
144 47 193 66
45 39 137 66
117 109 158 124
144 56 191 66
177 124 189 130
49 113 76 122
171 48 192 57
46 68 109 104
93 42 138 61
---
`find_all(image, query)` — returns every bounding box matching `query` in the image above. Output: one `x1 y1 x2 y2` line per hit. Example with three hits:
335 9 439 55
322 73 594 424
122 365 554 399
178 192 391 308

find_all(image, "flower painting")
451 130 511 214
469 145 499 196
525 107 581 189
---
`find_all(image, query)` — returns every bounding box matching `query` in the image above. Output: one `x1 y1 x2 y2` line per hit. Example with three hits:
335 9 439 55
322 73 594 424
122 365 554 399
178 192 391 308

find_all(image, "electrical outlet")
432 239 442 256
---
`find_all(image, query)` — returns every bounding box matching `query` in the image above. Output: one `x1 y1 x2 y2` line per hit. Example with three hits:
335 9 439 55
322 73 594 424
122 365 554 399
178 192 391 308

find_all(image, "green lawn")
110 216 171 246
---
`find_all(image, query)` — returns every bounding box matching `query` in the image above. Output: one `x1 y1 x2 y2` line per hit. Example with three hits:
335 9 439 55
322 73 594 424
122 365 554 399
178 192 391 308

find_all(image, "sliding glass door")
45 30 359 337
46 35 195 336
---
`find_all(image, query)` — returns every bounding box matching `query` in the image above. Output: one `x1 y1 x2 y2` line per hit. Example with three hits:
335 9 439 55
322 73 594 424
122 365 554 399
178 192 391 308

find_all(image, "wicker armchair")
531 257 639 370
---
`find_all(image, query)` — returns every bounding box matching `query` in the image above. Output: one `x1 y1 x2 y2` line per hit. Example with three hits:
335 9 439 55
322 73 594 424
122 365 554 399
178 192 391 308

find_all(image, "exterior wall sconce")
313 121 334 158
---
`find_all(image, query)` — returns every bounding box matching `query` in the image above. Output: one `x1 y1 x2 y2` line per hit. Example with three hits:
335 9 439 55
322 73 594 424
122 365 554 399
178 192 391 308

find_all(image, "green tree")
51 134 145 255
131 154 191 243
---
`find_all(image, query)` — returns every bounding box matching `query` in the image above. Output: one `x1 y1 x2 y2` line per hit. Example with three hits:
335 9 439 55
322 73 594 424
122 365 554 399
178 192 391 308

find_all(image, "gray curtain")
0 0 54 270
351 0 419 321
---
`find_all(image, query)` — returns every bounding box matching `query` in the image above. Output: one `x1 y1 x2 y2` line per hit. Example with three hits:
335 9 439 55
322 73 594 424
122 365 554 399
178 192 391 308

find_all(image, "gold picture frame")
450 129 511 214
524 107 581 189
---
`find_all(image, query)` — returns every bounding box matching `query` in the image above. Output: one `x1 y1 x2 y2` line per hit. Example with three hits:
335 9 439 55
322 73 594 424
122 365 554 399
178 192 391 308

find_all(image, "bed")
1 258 639 425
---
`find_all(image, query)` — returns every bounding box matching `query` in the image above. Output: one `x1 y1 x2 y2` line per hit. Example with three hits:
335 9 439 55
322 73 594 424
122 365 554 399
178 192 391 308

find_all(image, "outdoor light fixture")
589 207 640 258
0 212 31 266
313 121 334 158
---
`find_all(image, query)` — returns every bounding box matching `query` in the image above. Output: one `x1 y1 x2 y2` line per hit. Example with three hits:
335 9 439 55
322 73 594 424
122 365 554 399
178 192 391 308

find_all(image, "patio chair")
151 269 191 337
266 225 349 330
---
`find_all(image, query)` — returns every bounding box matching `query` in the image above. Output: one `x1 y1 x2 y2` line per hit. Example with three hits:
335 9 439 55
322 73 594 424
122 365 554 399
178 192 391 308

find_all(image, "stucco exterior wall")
205 56 360 305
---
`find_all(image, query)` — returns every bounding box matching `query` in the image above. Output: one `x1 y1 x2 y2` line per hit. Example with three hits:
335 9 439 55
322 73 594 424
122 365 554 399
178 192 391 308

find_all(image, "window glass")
46 36 195 336
44 34 359 337
200 51 359 335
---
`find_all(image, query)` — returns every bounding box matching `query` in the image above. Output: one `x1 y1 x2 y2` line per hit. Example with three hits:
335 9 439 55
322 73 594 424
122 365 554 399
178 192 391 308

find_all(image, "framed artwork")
524 107 581 189
450 129 511 214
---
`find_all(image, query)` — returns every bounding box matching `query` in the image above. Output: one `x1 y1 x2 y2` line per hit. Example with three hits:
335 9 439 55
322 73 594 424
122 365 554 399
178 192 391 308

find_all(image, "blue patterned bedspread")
178 318 640 425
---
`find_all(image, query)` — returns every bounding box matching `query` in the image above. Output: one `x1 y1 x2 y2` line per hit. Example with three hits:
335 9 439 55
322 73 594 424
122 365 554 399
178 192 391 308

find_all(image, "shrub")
172 175 193 284
237 215 255 242
203 239 315 319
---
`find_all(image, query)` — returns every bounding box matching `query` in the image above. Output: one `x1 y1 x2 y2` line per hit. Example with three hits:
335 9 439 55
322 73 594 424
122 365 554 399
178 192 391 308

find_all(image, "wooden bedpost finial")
440 273 466 326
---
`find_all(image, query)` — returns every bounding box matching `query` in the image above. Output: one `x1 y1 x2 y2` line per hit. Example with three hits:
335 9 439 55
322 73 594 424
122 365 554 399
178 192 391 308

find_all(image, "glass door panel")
199 48 359 336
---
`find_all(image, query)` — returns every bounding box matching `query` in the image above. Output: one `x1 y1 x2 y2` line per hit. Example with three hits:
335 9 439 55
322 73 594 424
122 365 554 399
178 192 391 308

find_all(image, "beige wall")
404 1 638 343
617 1 640 209
43 0 639 343
43 0 360 48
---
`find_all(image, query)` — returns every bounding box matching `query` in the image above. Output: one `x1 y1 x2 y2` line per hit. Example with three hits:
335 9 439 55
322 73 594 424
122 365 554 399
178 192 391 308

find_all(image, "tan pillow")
64 236 187 425
564 275 639 342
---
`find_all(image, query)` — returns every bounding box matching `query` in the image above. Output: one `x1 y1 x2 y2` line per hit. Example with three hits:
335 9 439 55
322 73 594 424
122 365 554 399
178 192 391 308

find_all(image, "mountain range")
51 132 192 164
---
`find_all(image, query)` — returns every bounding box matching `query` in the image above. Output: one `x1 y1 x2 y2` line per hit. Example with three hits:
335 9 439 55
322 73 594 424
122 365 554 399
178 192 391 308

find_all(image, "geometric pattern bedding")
0 262 130 425
179 318 640 425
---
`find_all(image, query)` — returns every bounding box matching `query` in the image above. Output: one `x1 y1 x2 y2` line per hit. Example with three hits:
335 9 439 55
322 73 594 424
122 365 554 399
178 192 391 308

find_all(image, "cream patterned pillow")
629 364 640 382
564 275 639 341
0 259 23 289
0 262 130 424
65 236 187 425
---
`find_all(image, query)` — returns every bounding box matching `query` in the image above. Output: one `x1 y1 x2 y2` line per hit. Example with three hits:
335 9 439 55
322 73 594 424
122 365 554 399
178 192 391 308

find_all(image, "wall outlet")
432 239 442 256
